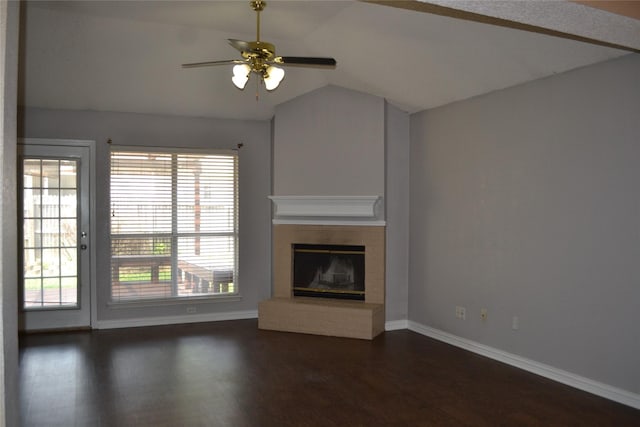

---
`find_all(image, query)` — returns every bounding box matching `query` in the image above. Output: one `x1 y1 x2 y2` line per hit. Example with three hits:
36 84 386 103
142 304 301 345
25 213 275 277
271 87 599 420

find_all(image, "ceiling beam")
366 0 640 53
571 1 640 21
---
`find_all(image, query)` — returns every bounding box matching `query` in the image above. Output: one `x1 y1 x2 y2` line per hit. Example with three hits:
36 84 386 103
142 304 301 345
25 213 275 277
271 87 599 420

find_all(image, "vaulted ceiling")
19 1 639 120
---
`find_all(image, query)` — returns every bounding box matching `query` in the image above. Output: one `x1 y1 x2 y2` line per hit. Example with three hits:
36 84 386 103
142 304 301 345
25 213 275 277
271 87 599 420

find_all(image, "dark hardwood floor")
19 319 640 426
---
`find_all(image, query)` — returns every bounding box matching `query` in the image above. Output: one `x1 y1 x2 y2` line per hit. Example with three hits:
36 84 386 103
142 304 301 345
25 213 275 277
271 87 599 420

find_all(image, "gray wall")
273 85 385 198
385 102 410 322
20 108 272 323
409 54 640 394
1 2 20 425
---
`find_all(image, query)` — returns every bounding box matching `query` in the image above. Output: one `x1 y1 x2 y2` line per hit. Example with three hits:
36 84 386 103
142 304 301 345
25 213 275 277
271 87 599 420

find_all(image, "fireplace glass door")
292 244 365 301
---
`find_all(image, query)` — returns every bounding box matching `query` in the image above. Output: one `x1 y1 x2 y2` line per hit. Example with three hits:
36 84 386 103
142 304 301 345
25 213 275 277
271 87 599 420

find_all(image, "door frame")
18 138 97 330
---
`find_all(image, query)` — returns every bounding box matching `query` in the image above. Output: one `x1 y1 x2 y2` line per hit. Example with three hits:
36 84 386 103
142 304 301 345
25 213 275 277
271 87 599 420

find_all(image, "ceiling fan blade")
228 39 252 52
277 56 337 68
182 59 245 69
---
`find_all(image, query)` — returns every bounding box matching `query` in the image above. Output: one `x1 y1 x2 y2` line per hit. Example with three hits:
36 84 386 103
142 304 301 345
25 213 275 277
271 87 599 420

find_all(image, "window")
110 148 238 303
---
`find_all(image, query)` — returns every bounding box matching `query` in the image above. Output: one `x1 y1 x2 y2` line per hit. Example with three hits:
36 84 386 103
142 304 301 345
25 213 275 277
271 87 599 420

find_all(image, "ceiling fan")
182 0 337 92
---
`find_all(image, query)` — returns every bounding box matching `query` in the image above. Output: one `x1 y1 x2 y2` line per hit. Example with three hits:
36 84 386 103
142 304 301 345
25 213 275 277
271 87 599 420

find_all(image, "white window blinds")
110 149 238 303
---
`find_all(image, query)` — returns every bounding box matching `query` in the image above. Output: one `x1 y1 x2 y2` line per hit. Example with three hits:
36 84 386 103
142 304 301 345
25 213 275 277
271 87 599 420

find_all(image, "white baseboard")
95 310 258 330
385 319 409 331
408 320 640 410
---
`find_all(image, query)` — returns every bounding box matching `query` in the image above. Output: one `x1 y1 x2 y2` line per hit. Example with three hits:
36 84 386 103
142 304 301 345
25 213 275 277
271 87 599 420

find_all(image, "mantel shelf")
269 196 381 219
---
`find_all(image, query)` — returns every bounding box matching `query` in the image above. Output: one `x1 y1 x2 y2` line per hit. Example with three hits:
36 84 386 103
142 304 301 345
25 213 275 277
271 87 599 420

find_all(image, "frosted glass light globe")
232 64 251 90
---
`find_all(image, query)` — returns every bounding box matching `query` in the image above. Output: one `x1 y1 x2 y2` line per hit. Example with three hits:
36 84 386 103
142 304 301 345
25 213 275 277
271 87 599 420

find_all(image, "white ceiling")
20 1 637 121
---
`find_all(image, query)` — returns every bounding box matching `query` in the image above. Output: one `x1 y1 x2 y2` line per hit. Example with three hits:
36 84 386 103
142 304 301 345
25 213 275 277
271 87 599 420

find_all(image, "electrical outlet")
186 307 197 314
455 306 466 320
512 316 519 330
480 308 488 321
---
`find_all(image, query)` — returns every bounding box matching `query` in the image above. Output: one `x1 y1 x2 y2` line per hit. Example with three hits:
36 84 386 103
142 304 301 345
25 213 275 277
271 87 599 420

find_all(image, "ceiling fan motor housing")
241 41 276 61
241 41 277 74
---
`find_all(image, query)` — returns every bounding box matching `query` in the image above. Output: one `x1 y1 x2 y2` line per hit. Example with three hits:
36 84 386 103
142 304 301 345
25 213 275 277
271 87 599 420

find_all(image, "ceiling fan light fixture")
182 1 335 94
232 63 251 89
263 65 285 91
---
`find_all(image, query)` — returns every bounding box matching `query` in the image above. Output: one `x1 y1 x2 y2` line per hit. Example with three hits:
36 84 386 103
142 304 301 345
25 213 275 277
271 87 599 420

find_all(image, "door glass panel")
41 160 60 188
60 219 77 246
22 158 79 309
23 219 40 247
60 189 78 217
61 247 77 276
61 277 78 305
42 278 60 306
42 189 60 218
24 188 41 217
23 249 41 276
60 160 77 188
42 219 60 247
23 278 43 307
23 159 42 187
42 248 60 277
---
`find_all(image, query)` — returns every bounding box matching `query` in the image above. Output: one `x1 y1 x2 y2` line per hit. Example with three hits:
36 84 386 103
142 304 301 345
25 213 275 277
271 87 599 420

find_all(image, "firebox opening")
292 244 365 301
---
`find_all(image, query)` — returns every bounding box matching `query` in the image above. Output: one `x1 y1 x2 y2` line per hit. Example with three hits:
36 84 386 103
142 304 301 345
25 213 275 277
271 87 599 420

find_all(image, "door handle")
80 244 88 250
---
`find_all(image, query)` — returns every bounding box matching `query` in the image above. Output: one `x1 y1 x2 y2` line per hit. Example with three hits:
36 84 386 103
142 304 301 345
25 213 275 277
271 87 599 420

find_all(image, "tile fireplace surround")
258 223 385 340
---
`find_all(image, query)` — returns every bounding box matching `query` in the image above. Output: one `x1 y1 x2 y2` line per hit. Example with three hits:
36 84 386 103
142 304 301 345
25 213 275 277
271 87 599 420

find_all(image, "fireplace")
293 244 365 301
259 223 385 340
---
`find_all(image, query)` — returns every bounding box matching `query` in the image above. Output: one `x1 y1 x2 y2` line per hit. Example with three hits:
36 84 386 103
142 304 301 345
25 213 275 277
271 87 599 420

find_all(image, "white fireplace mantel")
269 195 384 225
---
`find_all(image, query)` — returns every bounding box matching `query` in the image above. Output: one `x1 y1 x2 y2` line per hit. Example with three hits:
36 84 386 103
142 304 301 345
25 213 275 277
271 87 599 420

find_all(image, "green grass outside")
24 277 76 290
118 271 172 282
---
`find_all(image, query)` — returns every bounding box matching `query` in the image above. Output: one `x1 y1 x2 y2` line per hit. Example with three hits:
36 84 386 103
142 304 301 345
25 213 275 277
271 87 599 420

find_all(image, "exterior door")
19 140 92 330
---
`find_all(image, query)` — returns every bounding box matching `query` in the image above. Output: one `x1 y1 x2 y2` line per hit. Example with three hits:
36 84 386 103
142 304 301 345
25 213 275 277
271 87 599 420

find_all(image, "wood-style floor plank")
18 319 640 426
